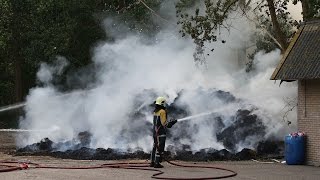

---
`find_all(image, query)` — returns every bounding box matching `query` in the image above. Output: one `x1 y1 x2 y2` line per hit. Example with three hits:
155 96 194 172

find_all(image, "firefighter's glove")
167 119 178 128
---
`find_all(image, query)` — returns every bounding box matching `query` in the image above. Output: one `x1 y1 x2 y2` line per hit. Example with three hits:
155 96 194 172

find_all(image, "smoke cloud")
18 2 297 153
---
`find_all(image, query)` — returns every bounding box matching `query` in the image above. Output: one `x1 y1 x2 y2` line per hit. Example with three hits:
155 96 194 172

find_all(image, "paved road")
1 153 320 180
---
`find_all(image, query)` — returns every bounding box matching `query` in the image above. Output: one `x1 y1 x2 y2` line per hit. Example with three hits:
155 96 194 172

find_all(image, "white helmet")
155 96 166 106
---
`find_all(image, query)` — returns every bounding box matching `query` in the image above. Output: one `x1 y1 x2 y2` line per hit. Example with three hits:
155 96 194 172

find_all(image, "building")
271 20 320 166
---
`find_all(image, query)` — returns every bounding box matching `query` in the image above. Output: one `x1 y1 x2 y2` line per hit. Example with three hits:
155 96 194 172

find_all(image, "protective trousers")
150 133 166 165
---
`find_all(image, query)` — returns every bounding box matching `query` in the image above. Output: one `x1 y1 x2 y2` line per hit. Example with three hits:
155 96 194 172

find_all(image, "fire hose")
0 160 237 179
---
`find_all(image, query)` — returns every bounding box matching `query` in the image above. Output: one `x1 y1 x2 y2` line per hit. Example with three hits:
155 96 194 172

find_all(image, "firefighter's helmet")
155 96 166 106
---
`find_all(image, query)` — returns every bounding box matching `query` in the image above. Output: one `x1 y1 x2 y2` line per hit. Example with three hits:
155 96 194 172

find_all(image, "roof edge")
270 26 305 80
304 19 320 24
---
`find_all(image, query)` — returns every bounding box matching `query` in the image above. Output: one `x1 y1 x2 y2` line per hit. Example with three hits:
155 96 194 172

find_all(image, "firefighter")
150 96 177 168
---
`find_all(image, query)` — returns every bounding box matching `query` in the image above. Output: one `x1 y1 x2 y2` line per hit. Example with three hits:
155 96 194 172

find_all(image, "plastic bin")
285 135 306 165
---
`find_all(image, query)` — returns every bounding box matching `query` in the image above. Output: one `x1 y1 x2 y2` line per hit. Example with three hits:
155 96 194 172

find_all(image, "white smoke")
18 3 297 152
36 56 69 85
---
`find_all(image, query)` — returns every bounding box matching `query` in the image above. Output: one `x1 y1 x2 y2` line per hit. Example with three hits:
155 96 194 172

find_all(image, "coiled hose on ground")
0 160 237 179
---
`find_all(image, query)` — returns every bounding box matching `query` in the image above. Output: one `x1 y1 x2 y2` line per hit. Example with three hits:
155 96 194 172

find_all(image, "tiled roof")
271 20 320 80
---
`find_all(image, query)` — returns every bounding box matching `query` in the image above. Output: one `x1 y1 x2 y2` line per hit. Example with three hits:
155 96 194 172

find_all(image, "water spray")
0 129 45 132
0 126 60 133
0 102 26 113
176 105 235 122
177 111 217 121
0 90 93 114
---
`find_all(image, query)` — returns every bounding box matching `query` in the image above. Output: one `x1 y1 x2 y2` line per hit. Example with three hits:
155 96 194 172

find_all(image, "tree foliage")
176 0 240 63
0 0 108 104
103 0 162 37
245 0 296 71
0 0 15 104
176 0 319 64
296 0 320 20
0 0 161 106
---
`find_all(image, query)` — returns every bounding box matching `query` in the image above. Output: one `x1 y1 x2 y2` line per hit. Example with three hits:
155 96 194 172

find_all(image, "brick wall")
298 79 320 166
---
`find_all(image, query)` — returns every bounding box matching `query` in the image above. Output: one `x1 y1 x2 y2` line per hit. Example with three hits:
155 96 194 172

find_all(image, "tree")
1 0 29 103
266 0 288 50
0 0 15 105
245 0 296 71
175 0 318 63
103 0 163 37
0 0 107 105
298 0 320 20
0 0 163 106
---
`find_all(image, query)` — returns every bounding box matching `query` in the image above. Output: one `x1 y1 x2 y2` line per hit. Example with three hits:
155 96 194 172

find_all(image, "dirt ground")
1 132 320 180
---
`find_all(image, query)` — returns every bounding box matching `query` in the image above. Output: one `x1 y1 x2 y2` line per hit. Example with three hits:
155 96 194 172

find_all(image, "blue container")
285 135 306 165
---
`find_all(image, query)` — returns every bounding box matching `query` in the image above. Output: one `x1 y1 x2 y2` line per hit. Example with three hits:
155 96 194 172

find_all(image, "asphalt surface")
1 153 320 180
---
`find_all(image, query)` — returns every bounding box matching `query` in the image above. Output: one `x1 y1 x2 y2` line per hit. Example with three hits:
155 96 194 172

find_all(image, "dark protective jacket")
153 109 167 136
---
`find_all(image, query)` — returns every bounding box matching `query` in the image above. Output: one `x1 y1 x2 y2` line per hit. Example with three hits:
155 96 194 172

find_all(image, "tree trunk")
14 57 23 102
266 0 288 51
301 0 310 21
11 0 24 103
